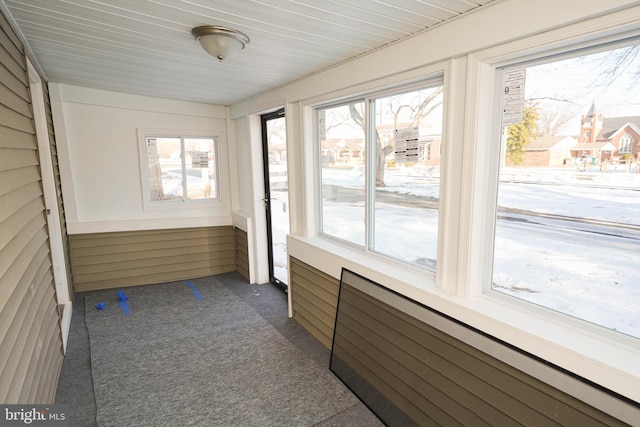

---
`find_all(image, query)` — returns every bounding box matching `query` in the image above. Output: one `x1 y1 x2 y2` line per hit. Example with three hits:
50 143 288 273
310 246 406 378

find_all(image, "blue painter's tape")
119 300 130 315
185 281 203 301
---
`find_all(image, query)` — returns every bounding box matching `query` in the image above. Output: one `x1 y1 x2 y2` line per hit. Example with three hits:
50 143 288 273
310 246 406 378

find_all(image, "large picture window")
318 81 444 270
143 136 218 203
493 42 640 339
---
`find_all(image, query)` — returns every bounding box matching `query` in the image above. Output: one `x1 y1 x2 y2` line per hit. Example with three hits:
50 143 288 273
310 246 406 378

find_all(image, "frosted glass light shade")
192 26 250 62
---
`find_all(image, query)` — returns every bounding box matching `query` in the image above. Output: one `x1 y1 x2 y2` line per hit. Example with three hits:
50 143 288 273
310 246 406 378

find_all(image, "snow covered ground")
269 163 639 338
311 164 640 339
495 167 639 338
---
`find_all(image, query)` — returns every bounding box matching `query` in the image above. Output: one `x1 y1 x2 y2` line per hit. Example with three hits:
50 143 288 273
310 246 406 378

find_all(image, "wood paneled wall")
69 226 237 291
332 272 629 426
0 11 63 403
289 257 339 348
234 227 249 281
291 260 633 425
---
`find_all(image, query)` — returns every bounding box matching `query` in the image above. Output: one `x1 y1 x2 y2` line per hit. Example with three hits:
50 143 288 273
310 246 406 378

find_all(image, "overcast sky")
524 43 640 134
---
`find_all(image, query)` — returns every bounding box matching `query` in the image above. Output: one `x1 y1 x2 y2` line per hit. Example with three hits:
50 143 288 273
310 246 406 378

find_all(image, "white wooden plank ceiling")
2 0 495 105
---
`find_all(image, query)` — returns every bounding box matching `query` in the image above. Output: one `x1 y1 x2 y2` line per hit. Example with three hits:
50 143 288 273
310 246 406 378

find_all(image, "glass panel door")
261 109 288 291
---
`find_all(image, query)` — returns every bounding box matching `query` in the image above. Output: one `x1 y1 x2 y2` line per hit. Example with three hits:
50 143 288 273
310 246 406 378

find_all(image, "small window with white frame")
492 40 640 339
141 135 218 204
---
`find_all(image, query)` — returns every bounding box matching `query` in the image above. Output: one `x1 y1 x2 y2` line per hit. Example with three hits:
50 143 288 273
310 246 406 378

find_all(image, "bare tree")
408 87 444 127
535 104 576 136
321 108 359 134
348 103 393 186
266 116 285 143
349 87 443 186
592 44 640 88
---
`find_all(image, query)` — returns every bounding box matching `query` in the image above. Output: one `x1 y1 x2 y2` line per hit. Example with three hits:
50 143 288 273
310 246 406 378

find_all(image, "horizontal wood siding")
289 257 339 348
69 226 236 291
0 10 62 404
43 81 73 301
333 279 628 427
234 227 249 281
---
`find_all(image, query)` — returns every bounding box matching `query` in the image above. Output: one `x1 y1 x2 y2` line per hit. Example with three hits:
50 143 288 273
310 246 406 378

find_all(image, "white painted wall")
50 84 233 234
233 116 253 215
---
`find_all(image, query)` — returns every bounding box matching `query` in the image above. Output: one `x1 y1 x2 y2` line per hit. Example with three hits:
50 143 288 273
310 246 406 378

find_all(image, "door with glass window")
261 109 289 291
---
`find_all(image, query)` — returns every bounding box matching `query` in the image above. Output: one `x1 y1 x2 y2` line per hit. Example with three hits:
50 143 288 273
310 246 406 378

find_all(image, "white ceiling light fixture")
192 25 250 62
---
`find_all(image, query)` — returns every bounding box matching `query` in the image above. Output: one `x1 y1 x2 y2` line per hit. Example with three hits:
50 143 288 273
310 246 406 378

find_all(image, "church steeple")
581 102 599 143
584 102 595 123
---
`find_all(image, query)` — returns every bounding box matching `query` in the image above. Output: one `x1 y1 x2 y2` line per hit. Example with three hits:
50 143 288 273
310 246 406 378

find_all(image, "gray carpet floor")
55 272 383 426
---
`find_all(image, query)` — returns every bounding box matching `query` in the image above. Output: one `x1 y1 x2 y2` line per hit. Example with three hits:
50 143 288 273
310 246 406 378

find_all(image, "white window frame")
315 78 445 275
461 24 640 409
483 39 640 314
137 129 222 211
315 97 366 251
297 7 640 415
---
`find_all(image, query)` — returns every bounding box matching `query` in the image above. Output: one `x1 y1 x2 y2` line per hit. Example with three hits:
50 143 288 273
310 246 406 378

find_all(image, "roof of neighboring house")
525 136 576 151
571 142 616 150
598 117 640 139
321 138 365 151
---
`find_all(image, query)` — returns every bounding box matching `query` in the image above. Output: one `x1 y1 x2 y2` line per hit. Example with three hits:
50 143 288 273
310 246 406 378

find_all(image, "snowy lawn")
314 164 640 339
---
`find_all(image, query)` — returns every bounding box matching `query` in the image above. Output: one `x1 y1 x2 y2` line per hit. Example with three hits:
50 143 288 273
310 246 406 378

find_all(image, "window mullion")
365 98 375 252
180 137 188 201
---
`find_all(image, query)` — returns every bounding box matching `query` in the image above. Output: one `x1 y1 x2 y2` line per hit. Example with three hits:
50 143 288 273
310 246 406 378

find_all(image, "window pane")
184 138 216 200
493 44 640 338
147 137 182 201
265 116 289 284
371 86 444 270
319 102 366 246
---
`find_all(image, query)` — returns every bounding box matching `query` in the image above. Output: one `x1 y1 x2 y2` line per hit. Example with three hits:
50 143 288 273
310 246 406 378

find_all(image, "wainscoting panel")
331 269 633 426
289 257 339 349
234 227 249 281
70 226 236 291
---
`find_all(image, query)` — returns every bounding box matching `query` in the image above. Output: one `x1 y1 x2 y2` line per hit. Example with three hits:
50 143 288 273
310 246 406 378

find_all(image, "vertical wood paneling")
289 257 339 348
234 227 249 281
332 273 630 427
0 8 62 404
69 226 236 291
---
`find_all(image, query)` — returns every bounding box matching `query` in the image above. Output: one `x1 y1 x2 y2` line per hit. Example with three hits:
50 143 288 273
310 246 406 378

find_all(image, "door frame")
260 108 287 292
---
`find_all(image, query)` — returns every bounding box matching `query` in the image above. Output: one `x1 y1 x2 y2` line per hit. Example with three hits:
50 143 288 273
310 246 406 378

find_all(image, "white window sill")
143 198 224 212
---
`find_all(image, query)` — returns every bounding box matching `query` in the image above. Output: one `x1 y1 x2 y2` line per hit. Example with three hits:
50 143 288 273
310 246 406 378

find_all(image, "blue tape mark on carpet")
119 300 130 315
185 281 204 301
